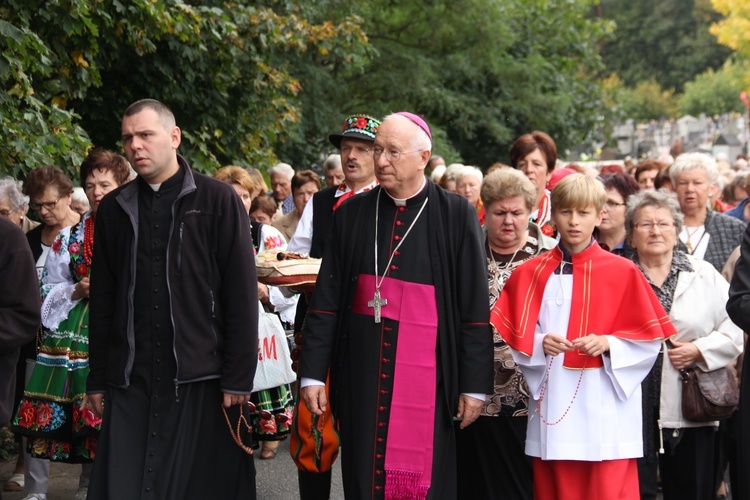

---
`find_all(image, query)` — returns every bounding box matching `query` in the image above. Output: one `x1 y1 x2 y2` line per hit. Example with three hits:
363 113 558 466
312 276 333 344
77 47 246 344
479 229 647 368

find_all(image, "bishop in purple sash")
299 113 493 499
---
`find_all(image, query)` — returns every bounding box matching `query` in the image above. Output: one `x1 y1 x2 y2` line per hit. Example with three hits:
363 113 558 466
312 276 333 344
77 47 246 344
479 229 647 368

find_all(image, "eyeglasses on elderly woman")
30 197 63 211
633 221 676 232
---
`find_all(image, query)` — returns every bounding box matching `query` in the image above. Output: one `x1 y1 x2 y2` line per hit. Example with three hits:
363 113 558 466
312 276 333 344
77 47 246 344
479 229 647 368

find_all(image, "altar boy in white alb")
491 174 676 500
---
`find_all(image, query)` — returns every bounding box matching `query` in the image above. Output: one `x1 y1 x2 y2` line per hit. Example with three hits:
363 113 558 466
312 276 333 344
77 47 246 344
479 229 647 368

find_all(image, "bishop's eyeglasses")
372 147 423 163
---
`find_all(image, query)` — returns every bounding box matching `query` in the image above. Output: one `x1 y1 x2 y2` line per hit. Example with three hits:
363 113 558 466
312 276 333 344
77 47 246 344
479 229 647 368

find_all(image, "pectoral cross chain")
368 289 388 323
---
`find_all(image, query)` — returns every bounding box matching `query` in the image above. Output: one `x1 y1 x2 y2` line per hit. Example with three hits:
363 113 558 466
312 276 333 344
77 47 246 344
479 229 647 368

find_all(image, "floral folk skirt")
11 301 101 463
250 383 294 443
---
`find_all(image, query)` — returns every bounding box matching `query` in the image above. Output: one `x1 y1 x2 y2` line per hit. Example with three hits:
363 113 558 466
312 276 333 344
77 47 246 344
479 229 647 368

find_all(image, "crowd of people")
1 99 750 500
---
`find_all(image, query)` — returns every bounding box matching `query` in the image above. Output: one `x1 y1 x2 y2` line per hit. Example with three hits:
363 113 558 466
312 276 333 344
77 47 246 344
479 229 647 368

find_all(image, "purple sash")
353 274 438 499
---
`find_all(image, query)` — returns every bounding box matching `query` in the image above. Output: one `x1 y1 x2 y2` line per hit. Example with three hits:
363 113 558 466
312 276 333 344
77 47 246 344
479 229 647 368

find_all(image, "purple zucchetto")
395 112 431 141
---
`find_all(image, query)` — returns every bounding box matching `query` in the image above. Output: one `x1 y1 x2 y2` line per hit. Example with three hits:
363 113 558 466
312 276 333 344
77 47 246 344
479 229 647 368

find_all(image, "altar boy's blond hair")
550 173 607 212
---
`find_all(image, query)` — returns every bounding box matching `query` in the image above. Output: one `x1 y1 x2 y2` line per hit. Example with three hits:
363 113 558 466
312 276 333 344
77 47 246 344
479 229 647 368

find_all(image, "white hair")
269 162 295 180
669 153 719 185
440 163 465 183
457 166 483 184
0 177 29 211
323 154 342 172
72 187 88 204
430 164 446 182
382 113 433 152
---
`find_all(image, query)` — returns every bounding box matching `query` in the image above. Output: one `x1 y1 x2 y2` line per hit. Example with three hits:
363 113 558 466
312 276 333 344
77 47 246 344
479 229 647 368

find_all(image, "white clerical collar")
149 183 162 191
383 177 427 206
334 179 379 198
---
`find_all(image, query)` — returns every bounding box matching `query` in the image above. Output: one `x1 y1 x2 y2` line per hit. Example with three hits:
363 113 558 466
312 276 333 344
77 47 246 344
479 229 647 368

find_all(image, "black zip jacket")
87 157 258 394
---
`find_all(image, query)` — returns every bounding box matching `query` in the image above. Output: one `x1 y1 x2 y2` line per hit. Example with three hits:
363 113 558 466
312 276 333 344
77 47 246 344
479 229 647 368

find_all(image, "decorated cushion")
256 250 321 292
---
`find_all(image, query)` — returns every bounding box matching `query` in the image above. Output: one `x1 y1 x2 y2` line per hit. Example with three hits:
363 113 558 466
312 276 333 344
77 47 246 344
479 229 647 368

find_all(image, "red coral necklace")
83 216 94 267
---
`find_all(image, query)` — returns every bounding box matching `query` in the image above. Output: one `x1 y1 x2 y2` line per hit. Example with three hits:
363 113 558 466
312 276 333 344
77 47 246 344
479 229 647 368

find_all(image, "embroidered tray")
256 250 320 292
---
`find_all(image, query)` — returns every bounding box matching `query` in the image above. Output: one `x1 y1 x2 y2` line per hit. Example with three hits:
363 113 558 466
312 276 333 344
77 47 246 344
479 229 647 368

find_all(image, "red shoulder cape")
490 243 675 368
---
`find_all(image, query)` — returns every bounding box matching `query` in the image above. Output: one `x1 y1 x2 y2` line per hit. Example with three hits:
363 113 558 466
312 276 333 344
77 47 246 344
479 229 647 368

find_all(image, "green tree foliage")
74 1 370 173
600 0 731 93
680 60 747 116
0 9 92 178
3 0 611 177
620 79 679 122
280 0 611 168
1 0 367 178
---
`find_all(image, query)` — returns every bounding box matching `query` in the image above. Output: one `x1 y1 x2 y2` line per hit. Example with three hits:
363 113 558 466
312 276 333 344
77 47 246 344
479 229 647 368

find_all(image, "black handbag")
680 366 739 422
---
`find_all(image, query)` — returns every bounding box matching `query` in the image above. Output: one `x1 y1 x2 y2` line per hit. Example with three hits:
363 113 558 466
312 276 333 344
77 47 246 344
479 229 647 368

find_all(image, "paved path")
1 438 344 499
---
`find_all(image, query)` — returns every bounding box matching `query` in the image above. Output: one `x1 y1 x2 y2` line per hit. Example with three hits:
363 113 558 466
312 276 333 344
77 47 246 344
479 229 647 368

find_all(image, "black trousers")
657 426 716 500
455 416 533 500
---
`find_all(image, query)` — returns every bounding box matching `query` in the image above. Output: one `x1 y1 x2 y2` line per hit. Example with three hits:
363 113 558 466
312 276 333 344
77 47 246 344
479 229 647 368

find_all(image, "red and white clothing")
287 180 378 255
491 243 675 499
516 273 662 461
529 190 556 237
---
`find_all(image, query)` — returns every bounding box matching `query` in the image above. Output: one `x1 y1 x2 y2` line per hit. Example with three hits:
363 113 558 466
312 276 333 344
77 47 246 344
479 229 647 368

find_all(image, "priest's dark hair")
123 98 176 130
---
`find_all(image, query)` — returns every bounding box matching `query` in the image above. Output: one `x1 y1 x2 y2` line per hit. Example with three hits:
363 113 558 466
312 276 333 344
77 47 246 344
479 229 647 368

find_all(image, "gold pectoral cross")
368 289 388 323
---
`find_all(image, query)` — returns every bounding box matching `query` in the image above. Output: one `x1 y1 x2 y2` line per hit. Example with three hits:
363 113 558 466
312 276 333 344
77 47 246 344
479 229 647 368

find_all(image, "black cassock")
89 171 255 500
300 179 493 499
726 221 750 500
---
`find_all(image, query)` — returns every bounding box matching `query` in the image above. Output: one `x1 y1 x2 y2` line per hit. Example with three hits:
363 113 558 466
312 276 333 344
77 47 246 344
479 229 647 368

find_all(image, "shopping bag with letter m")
253 310 297 391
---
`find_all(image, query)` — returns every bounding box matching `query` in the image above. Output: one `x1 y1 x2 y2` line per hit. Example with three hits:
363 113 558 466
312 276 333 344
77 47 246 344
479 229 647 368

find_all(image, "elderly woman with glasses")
455 168 555 500
670 153 745 272
0 177 40 493
22 166 81 279
597 173 639 258
626 189 743 500
4 167 80 496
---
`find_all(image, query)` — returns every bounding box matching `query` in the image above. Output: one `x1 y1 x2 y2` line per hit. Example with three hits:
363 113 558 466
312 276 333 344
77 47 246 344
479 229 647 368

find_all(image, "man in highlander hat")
299 112 492 498
287 114 381 499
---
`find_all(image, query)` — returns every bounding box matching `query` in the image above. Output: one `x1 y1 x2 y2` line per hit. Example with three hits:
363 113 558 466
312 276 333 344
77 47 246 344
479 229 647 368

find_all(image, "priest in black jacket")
87 99 258 499
299 112 492 499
